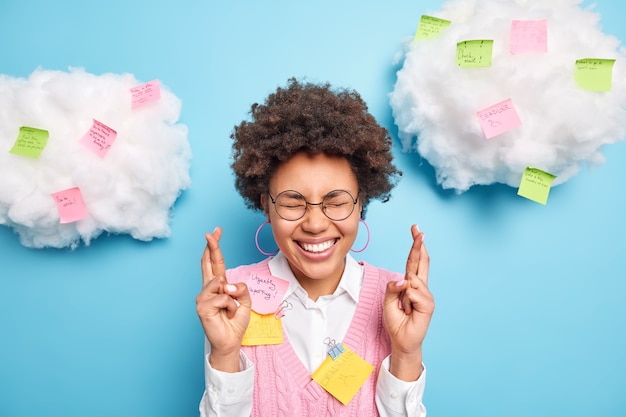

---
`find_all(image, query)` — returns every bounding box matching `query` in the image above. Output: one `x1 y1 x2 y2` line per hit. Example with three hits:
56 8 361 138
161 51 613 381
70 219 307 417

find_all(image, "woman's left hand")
383 224 435 381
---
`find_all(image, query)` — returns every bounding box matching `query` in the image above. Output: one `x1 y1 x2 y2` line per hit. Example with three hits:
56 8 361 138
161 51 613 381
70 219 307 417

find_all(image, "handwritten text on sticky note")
312 344 374 405
477 98 522 139
79 119 117 158
9 127 49 158
510 20 548 55
517 167 557 205
246 273 290 315
457 40 493 67
130 79 161 109
414 15 451 42
241 311 283 346
574 58 615 92
51 187 89 223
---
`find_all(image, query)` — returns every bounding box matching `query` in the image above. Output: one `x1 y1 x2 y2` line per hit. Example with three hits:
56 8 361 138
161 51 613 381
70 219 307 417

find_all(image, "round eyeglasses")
268 189 359 221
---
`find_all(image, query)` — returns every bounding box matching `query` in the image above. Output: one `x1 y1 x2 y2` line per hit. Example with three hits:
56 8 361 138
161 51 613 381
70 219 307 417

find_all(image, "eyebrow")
276 189 357 200
277 190 306 198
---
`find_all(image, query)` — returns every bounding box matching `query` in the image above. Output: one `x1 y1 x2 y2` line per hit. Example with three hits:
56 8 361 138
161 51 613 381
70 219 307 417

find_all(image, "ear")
358 196 364 219
260 194 271 220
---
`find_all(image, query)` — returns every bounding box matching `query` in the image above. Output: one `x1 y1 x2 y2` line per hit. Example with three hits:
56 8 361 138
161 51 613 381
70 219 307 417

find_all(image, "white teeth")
301 240 335 253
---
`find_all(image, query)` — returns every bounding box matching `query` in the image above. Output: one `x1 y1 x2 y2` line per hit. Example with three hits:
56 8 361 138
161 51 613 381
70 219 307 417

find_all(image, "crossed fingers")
201 227 226 288
399 224 430 314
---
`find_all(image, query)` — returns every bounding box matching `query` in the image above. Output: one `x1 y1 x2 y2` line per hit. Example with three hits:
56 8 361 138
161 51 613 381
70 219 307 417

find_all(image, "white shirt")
199 253 427 417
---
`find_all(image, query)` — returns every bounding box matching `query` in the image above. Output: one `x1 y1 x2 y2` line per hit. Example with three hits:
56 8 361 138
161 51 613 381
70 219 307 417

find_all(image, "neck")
291 266 345 302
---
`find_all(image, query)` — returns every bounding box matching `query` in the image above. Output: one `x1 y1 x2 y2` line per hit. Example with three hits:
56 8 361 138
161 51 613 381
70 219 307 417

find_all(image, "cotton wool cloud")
390 0 626 193
0 68 191 249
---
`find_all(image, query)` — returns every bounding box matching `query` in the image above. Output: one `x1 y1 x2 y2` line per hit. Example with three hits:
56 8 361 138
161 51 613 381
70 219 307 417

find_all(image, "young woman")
197 78 434 416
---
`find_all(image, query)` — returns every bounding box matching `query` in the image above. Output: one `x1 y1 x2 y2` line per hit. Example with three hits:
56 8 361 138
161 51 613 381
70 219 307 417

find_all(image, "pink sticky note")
130 79 161 109
79 119 117 158
477 98 522 139
51 187 88 224
246 273 290 315
510 20 547 55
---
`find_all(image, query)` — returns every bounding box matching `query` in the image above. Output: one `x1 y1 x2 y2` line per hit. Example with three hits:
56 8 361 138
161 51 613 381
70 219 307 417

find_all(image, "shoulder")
359 261 403 285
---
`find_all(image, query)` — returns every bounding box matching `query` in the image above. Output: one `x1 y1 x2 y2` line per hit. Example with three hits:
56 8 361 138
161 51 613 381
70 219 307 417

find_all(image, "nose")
301 202 330 231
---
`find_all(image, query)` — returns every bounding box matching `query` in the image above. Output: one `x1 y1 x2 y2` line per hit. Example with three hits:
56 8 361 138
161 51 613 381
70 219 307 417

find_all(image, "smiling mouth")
299 240 337 253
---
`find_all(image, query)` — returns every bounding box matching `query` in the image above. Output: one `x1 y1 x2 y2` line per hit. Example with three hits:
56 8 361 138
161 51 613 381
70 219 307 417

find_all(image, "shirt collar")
268 252 363 303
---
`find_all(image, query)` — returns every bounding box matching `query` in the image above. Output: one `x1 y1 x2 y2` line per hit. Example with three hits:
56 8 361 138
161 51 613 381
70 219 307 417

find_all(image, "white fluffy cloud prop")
390 0 626 193
0 68 191 249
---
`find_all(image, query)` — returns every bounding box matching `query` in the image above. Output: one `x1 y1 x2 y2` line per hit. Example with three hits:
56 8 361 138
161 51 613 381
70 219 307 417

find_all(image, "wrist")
209 348 242 373
389 348 423 382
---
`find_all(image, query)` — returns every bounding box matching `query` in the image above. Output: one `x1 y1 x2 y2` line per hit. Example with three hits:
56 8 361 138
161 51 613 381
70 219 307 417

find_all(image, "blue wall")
1 1 625 416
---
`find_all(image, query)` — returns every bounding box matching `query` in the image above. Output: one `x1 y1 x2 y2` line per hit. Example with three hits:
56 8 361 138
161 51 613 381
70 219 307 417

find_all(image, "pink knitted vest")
227 259 402 417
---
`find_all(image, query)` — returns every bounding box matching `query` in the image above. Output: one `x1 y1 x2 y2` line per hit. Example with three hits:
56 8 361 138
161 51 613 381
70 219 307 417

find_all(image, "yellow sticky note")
312 344 374 405
574 58 615 92
517 167 557 205
414 15 451 42
241 311 283 346
457 40 493 67
9 126 49 158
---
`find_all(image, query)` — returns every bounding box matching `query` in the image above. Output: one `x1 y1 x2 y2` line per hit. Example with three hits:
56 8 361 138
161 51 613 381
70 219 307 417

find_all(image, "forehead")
269 152 358 196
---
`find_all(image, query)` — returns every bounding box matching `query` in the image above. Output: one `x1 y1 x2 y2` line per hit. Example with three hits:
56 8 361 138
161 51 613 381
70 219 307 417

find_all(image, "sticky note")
510 19 548 55
246 273 290 315
241 311 283 346
476 98 522 139
574 58 615 92
51 187 89 223
312 344 374 405
9 126 49 158
414 15 451 42
130 79 161 109
517 167 557 205
457 40 493 67
79 119 117 158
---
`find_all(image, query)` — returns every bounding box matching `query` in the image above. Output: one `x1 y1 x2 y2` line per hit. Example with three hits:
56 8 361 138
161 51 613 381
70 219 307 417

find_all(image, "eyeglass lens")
273 190 356 221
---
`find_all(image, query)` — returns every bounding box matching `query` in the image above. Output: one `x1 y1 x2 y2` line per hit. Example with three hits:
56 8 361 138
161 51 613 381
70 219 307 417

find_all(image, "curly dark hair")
231 78 401 216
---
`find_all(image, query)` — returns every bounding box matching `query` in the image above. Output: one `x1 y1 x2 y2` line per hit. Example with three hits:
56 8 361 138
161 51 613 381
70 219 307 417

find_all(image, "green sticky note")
414 15 451 42
9 126 49 158
517 167 557 205
574 58 615 92
457 40 493 67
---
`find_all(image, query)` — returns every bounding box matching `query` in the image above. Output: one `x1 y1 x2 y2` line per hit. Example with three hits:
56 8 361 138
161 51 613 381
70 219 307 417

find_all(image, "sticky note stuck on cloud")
9 126 49 159
79 119 117 158
574 58 615 92
457 40 493 67
130 79 161 109
510 19 548 55
51 187 89 223
414 15 451 42
517 167 557 205
477 98 522 139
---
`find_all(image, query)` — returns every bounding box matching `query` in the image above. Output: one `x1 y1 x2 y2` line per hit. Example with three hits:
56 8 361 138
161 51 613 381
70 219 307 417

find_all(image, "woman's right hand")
196 227 251 372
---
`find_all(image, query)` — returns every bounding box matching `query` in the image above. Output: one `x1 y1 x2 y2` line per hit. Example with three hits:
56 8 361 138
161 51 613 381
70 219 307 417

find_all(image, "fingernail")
226 284 237 292
398 299 403 309
234 299 241 307
395 279 405 287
